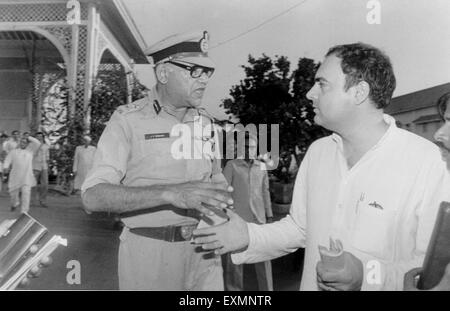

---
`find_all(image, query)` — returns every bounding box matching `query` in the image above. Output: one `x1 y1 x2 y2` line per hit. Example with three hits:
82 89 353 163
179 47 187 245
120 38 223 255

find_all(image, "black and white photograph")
0 0 449 298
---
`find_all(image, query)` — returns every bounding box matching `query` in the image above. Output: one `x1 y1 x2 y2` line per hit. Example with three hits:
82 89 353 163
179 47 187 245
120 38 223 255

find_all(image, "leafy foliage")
89 69 146 143
221 54 330 183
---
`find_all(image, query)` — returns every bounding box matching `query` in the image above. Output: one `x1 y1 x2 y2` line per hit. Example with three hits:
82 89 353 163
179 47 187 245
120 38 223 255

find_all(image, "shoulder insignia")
153 100 161 114
116 98 149 115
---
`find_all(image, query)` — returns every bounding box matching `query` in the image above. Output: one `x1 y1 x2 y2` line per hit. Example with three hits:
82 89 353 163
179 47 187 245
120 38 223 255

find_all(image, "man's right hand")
167 181 233 216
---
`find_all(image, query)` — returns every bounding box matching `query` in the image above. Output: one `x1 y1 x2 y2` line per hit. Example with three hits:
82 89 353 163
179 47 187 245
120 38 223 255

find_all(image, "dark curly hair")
326 43 396 109
437 92 450 119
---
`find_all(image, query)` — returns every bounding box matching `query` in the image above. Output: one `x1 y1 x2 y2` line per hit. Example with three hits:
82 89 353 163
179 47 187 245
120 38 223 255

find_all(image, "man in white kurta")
192 43 450 291
231 116 450 290
3 136 40 212
73 136 96 190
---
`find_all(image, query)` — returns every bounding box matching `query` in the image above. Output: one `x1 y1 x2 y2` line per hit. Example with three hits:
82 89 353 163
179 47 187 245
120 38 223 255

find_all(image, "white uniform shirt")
82 87 223 228
232 115 450 291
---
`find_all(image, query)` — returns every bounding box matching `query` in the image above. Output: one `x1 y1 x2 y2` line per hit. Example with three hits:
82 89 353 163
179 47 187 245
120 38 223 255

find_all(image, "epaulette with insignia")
116 98 148 115
153 100 161 114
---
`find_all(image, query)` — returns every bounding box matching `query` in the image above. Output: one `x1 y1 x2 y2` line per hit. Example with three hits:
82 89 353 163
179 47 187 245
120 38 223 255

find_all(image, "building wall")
0 70 31 134
390 106 442 141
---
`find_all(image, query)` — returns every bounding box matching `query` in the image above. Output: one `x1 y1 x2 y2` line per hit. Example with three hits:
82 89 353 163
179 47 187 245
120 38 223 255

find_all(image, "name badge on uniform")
145 133 170 140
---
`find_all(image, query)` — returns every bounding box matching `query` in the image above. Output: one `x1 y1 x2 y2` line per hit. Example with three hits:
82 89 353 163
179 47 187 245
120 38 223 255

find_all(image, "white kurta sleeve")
231 151 309 264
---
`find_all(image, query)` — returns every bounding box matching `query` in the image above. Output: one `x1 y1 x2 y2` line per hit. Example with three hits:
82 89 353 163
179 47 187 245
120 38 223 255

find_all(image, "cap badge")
199 31 209 53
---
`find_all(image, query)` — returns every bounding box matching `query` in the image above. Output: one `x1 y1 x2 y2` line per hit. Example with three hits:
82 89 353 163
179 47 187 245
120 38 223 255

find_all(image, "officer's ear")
155 63 169 84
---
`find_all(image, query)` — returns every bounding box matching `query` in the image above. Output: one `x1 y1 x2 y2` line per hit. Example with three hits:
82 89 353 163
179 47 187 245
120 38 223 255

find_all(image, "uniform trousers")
10 185 31 213
118 226 224 290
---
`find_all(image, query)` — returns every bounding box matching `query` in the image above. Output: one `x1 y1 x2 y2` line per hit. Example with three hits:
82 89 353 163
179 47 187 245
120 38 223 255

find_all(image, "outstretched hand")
168 181 234 216
192 208 249 255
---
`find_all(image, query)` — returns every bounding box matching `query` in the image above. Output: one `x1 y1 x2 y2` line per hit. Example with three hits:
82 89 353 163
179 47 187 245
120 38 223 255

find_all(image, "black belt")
120 204 200 219
129 224 197 242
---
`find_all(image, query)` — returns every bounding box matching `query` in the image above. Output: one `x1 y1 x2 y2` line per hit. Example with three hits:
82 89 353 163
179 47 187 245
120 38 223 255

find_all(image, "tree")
89 66 148 143
221 54 329 182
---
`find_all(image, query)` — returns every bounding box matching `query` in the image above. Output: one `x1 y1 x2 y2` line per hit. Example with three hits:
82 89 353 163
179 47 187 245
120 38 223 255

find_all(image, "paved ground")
0 188 303 290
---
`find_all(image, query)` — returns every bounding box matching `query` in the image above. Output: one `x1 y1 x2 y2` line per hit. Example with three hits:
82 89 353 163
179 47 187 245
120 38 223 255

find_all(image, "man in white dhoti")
3 136 40 212
73 136 96 192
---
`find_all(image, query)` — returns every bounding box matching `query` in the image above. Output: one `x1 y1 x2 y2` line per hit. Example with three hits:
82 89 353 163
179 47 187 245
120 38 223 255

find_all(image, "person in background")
72 135 96 194
403 91 450 291
3 135 40 212
0 134 8 193
434 92 450 170
221 132 273 291
32 132 50 208
3 130 20 154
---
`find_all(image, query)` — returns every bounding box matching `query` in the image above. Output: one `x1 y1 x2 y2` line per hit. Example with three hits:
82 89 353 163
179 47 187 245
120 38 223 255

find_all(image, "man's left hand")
316 251 364 291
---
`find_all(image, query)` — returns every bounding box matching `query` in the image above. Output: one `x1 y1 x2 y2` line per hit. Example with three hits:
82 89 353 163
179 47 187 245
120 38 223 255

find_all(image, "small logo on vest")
368 201 383 210
145 133 170 140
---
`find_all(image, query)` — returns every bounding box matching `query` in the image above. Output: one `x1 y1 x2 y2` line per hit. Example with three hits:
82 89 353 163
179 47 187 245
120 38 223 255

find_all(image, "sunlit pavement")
0 188 302 291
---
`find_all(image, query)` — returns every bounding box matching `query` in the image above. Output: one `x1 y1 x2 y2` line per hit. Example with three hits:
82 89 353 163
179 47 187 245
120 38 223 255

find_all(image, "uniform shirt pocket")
352 205 397 259
138 137 186 180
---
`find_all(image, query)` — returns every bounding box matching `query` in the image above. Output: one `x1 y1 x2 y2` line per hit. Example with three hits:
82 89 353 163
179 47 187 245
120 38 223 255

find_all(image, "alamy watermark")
167 118 280 170
66 0 81 25
366 0 381 25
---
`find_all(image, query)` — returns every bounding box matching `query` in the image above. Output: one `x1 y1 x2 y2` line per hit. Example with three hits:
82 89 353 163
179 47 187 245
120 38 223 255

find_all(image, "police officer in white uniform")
81 31 232 290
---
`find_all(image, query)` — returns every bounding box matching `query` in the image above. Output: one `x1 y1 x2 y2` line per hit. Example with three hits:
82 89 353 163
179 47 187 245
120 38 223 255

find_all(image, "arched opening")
0 30 67 136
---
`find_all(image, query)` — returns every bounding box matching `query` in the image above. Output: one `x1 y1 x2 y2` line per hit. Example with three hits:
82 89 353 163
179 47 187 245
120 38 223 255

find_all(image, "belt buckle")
180 225 195 241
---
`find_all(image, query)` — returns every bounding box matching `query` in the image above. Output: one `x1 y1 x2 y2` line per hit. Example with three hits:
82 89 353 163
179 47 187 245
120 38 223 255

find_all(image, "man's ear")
354 81 370 105
155 63 169 84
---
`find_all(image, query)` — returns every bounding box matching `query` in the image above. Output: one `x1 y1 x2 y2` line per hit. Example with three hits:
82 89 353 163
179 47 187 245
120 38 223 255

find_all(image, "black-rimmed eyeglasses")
167 61 215 79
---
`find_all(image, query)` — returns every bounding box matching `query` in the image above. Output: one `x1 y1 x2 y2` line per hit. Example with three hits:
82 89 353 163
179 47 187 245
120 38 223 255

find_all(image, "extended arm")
82 181 231 215
193 151 309 262
27 136 41 153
